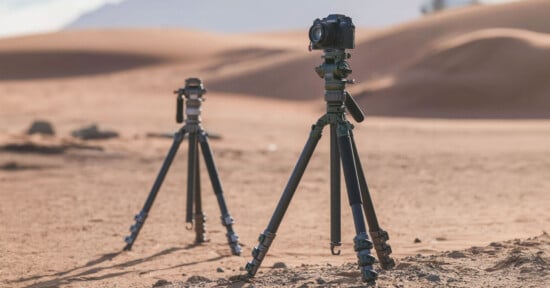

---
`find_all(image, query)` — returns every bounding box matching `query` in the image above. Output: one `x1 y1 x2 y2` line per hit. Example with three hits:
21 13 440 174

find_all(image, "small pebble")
316 277 326 284
186 275 211 283
273 262 288 269
427 274 441 282
447 251 466 258
152 279 171 287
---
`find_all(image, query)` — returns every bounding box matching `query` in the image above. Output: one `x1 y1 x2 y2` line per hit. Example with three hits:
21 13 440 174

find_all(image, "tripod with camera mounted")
123 78 242 256
245 15 395 283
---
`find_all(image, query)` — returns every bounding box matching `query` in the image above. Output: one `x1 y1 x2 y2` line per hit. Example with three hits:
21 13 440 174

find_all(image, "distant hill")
65 0 422 33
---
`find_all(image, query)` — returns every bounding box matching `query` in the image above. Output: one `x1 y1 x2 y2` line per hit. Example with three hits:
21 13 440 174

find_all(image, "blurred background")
2 0 545 119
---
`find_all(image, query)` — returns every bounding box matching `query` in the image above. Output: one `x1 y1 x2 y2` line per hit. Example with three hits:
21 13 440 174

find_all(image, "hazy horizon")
1 0 426 38
0 0 521 39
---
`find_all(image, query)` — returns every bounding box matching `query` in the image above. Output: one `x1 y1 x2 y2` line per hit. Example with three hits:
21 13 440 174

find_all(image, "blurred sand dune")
362 28 550 118
210 0 550 118
353 0 550 118
3 0 549 117
1 2 550 114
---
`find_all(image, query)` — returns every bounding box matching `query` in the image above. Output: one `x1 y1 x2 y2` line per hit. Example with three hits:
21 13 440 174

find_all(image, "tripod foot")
185 222 193 230
354 233 378 282
123 211 148 251
246 231 276 276
221 215 242 256
330 242 342 255
370 229 395 269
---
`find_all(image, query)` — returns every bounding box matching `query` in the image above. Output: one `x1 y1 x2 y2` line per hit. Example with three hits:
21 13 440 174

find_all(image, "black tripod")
245 50 394 282
123 78 242 256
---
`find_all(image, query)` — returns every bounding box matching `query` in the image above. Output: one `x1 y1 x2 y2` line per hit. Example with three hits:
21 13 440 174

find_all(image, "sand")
1 0 549 287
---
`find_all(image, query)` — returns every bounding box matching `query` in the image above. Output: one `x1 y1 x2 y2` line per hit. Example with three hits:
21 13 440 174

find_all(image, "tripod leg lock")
219 214 242 256
353 233 378 282
371 229 389 242
246 231 276 277
226 233 242 256
353 235 374 251
135 211 147 223
124 211 148 249
354 234 376 266
221 214 234 226
370 229 396 269
194 213 208 243
227 232 239 243
357 250 376 266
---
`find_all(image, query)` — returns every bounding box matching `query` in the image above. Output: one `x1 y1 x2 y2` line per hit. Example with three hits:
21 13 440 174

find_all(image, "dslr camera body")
309 14 355 50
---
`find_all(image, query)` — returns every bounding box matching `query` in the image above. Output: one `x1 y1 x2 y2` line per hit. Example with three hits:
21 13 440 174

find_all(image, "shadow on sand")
10 244 230 288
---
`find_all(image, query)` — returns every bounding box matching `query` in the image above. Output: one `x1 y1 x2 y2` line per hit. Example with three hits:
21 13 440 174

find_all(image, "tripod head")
315 49 364 123
174 78 207 124
309 15 365 123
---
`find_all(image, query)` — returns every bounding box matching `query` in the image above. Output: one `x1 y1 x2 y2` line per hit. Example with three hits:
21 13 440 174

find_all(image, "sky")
0 0 123 38
0 0 520 39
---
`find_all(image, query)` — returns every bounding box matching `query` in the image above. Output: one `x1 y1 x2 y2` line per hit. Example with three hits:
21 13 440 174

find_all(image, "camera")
309 14 355 50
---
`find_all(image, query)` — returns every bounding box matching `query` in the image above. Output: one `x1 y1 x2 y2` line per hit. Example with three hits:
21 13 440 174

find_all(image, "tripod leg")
330 123 341 255
194 144 208 243
186 131 198 226
350 130 395 269
198 131 241 255
337 121 377 283
123 130 186 251
246 120 325 277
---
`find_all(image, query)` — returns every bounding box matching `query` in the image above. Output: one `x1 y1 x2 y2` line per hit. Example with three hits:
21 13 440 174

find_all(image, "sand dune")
0 29 221 80
361 28 550 118
0 29 231 58
0 29 302 80
1 0 550 115
351 0 550 76
211 0 550 118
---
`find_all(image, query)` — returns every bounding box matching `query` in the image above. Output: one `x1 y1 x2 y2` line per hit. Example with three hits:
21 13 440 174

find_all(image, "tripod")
245 50 394 282
123 78 242 256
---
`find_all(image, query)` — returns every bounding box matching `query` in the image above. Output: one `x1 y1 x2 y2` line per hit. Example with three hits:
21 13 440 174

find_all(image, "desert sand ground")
1 1 550 287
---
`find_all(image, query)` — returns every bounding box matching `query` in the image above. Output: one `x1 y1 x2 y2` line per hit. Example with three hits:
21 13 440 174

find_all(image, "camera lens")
309 24 325 44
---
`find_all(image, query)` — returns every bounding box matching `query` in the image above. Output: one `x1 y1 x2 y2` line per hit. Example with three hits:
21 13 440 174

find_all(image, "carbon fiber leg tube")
337 122 377 283
246 121 325 277
186 132 198 225
350 130 395 269
194 147 207 243
123 129 186 251
199 131 242 255
330 123 342 255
